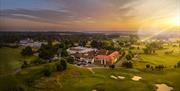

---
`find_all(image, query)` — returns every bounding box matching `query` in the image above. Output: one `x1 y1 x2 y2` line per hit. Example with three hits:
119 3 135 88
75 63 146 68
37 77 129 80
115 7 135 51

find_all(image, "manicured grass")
33 65 180 91
131 45 180 69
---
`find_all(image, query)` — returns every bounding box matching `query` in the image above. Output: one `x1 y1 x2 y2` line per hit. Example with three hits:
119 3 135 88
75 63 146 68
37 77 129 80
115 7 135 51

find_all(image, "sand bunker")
110 75 118 79
110 75 125 80
131 76 142 81
156 84 173 91
92 89 97 91
117 76 125 79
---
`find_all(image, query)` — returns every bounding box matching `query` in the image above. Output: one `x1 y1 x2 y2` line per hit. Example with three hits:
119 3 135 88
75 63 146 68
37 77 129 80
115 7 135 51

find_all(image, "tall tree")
21 46 33 56
60 59 67 70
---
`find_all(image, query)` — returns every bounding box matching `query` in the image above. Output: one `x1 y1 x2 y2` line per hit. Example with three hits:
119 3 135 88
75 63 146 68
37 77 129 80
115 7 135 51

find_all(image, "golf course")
0 44 180 91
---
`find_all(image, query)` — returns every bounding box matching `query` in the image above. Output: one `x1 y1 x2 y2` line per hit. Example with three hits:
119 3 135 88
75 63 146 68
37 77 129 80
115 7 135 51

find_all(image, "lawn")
131 45 180 69
33 65 180 91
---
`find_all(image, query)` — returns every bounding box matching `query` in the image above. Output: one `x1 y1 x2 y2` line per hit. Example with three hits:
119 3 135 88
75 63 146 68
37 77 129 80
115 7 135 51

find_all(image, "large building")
67 46 97 54
94 51 120 65
67 47 120 66
19 38 47 48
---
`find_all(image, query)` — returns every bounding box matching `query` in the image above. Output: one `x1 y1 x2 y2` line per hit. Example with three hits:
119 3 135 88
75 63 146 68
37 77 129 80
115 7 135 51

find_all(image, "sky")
0 0 179 31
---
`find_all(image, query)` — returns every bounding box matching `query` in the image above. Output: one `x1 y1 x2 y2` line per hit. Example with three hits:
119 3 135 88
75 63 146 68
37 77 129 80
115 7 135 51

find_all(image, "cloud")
0 9 75 24
0 0 135 28
0 0 179 31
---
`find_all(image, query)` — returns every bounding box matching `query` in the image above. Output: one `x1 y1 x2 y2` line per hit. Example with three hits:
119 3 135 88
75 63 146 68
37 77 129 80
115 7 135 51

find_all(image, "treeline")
0 32 120 43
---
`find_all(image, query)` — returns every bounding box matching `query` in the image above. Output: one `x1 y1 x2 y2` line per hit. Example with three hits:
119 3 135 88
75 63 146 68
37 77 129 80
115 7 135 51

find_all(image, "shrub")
126 54 132 60
155 65 165 70
109 65 115 69
33 58 47 64
60 59 67 70
66 56 74 64
146 64 150 68
122 61 133 68
150 66 154 70
56 63 63 71
21 60 28 69
177 61 180 67
43 69 51 77
43 64 53 77
21 46 33 56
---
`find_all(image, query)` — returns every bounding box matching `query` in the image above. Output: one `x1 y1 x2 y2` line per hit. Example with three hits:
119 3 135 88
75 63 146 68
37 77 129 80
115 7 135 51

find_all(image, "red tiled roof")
109 51 119 58
95 51 120 61
95 55 112 61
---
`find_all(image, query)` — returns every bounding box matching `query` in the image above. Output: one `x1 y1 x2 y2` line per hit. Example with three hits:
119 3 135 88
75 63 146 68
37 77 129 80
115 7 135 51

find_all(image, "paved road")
0 68 21 77
115 56 125 67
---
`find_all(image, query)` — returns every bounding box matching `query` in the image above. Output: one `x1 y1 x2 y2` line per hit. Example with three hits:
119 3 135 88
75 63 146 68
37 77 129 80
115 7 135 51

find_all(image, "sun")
168 15 180 27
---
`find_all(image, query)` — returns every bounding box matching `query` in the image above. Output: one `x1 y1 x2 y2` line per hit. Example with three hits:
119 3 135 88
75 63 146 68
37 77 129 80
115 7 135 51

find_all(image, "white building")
20 38 47 48
67 46 97 54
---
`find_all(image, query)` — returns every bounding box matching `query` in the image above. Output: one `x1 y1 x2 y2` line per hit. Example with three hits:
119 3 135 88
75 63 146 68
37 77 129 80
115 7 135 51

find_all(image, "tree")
146 64 150 68
91 40 98 48
66 56 74 64
33 58 46 64
122 61 133 68
21 60 28 69
155 65 165 71
56 59 67 71
59 42 66 49
176 61 180 67
126 54 132 60
79 40 87 47
56 63 63 71
39 49 53 59
60 59 67 70
61 50 68 57
150 66 154 70
109 65 115 69
21 46 33 56
43 68 51 77
43 64 53 77
38 43 57 60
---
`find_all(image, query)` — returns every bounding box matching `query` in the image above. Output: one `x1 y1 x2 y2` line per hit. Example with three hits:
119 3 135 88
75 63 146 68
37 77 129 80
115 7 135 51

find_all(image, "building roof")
95 55 112 61
67 46 97 54
109 51 119 58
95 51 120 61
95 49 109 55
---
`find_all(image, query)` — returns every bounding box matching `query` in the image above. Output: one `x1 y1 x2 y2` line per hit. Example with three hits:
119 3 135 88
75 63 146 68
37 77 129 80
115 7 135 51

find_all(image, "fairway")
131 45 180 69
33 65 180 91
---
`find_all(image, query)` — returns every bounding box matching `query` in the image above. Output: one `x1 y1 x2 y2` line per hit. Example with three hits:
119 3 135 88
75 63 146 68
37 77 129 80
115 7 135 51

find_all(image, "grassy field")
0 47 37 75
32 65 180 91
0 44 180 91
132 45 180 69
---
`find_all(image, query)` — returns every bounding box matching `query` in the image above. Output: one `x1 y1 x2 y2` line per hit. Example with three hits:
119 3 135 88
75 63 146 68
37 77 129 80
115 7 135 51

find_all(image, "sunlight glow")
168 15 180 27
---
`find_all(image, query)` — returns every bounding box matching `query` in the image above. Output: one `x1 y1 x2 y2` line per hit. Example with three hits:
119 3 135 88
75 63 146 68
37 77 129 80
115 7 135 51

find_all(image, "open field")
131 45 180 69
0 47 37 75
0 43 180 91
32 65 180 91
